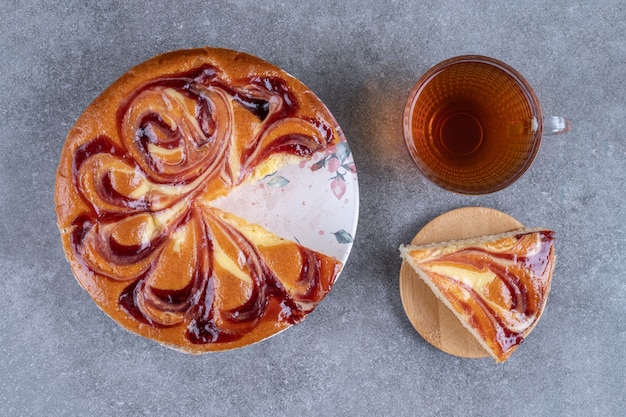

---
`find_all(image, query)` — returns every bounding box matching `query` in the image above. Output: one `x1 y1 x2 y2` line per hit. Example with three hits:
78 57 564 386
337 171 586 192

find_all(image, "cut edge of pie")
399 227 555 362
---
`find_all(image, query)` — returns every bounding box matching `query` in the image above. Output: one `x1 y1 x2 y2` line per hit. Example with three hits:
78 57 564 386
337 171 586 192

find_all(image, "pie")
55 48 346 353
399 228 555 362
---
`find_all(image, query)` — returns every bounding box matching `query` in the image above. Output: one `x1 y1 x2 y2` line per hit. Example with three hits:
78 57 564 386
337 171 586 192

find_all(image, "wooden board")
399 206 524 358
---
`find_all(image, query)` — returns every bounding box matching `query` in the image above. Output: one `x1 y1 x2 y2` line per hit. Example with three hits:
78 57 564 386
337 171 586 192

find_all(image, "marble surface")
1 1 625 416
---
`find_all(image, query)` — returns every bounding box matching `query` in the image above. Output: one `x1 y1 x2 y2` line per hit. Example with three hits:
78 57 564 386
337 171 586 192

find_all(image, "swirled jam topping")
55 49 343 352
401 229 555 362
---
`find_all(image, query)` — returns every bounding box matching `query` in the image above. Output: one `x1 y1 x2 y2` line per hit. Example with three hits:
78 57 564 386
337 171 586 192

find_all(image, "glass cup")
403 55 571 195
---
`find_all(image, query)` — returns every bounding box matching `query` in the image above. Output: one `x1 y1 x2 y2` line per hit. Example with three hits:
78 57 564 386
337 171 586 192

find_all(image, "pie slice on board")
399 207 555 362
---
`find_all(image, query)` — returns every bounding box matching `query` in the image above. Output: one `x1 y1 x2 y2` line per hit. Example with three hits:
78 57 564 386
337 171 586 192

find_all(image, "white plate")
212 132 359 269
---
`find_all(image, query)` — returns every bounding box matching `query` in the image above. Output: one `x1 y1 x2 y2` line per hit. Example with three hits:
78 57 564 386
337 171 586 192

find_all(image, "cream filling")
213 245 252 284
425 264 496 292
217 212 286 248
127 168 207 200
170 225 188 254
424 262 535 333
163 88 206 138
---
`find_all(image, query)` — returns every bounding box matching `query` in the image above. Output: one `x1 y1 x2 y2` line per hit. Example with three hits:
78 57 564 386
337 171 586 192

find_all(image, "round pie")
55 48 346 353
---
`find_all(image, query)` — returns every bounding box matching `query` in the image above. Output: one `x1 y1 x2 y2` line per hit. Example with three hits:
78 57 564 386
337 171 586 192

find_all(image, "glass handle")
543 116 571 135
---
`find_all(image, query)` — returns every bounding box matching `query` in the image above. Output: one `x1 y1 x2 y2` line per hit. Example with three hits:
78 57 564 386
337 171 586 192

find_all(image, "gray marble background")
1 1 624 416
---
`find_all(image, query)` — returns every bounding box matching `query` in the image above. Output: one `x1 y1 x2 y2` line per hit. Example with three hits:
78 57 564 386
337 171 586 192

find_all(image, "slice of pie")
399 228 555 362
55 48 346 353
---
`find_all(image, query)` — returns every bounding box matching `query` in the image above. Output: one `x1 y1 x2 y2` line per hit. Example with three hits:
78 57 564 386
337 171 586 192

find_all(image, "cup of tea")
403 55 571 195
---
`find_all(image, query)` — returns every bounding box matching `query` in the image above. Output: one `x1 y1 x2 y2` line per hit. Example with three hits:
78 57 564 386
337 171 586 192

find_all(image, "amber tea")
403 55 569 194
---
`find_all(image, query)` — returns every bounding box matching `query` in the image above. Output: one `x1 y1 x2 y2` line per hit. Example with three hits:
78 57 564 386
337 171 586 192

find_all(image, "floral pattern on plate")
212 136 359 265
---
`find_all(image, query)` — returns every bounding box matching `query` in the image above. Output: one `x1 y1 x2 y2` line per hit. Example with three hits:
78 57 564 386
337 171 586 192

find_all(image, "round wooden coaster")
399 206 524 358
